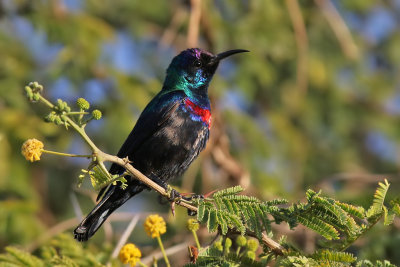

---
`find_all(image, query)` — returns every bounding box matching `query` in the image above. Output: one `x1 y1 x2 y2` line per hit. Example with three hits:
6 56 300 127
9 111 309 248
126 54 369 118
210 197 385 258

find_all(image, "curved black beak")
209 49 249 65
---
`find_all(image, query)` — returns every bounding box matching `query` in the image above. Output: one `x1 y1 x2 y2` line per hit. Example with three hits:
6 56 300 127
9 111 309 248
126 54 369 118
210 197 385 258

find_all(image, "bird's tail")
74 182 143 242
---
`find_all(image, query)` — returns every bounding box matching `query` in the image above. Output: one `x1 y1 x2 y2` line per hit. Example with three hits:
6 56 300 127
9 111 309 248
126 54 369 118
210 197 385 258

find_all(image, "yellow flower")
21 139 44 162
119 243 141 267
144 214 166 238
187 218 199 232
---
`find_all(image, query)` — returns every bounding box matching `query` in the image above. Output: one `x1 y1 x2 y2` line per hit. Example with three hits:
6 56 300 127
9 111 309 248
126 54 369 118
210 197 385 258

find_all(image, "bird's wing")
96 91 185 201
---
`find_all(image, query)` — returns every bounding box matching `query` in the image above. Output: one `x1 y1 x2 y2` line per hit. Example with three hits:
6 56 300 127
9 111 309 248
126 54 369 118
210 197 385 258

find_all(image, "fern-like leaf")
366 179 390 218
213 185 244 198
297 214 339 240
335 201 365 219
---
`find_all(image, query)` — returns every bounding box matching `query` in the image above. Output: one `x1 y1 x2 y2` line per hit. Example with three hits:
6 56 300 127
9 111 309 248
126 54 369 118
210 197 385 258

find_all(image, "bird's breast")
183 98 211 129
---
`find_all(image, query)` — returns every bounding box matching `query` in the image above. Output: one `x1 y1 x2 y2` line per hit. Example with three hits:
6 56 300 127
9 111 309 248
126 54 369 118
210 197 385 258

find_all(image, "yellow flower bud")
247 239 259 252
92 109 102 120
21 139 44 162
246 250 256 260
187 218 199 232
144 214 166 238
236 235 247 247
76 98 90 110
119 243 141 267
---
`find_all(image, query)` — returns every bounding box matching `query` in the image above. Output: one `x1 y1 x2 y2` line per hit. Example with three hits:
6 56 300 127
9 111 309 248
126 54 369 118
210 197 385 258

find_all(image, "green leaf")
366 179 390 218
217 211 229 235
213 186 244 198
297 214 339 240
335 201 365 219
383 206 395 226
208 209 218 232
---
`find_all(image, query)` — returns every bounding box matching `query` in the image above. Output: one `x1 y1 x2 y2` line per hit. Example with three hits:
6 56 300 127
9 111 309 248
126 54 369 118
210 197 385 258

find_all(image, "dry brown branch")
159 7 187 48
315 0 359 60
187 0 202 47
285 0 309 94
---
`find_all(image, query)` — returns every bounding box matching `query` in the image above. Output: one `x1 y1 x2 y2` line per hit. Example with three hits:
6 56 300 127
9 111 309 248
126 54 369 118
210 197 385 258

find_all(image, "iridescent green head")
163 48 249 98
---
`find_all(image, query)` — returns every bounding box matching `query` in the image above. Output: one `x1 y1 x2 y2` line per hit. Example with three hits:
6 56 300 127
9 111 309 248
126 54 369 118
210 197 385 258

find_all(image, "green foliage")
356 260 398 267
0 234 105 267
185 245 263 267
195 180 399 266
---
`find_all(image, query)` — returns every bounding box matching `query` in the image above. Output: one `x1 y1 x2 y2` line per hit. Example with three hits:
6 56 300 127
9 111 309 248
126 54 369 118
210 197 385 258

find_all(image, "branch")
97 150 198 212
315 0 359 60
187 0 202 47
285 0 309 94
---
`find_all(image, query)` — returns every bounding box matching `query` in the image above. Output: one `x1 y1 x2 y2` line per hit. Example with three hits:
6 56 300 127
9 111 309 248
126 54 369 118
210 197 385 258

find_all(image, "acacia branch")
97 150 284 255
97 150 198 212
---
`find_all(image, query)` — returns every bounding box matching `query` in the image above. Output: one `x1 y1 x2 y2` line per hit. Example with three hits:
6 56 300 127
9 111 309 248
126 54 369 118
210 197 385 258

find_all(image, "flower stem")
66 111 89 115
192 230 201 251
156 236 170 267
138 261 148 267
42 149 92 158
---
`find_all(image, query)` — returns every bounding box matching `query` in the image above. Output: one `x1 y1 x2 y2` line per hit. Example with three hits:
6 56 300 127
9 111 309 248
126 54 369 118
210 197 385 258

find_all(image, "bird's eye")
194 60 202 67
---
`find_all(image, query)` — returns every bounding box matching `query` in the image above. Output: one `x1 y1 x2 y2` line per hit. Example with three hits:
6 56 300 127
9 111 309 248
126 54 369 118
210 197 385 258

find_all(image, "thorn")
171 201 176 216
204 189 218 198
122 156 132 164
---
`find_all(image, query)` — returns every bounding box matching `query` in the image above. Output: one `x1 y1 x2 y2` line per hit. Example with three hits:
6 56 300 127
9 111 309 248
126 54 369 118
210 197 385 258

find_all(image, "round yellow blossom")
21 139 44 162
187 218 199 232
92 109 102 120
144 214 166 238
119 243 141 267
76 97 90 110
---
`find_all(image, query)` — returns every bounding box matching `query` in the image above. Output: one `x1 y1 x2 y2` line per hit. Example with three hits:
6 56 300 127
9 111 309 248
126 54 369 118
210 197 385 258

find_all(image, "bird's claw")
181 193 204 201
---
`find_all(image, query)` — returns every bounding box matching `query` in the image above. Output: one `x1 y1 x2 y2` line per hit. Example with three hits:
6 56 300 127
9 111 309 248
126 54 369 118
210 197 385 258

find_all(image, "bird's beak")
209 49 249 65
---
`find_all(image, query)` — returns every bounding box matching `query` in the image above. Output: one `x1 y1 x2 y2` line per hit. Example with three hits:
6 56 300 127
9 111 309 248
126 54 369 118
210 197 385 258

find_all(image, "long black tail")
74 182 143 242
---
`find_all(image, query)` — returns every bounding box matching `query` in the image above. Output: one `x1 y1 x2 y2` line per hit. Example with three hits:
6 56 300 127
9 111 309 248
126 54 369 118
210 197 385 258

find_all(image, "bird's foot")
166 185 182 202
180 193 204 201
179 193 204 216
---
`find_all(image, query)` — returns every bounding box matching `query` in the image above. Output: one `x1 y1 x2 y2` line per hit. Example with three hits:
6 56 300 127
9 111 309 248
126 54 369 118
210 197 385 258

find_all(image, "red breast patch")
184 98 212 128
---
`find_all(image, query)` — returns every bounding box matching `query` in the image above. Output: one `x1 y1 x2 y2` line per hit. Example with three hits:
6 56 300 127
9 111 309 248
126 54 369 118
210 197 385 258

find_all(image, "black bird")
74 48 248 241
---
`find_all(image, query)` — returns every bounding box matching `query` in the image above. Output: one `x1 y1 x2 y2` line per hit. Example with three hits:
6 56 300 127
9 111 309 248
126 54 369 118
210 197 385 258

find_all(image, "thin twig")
187 0 202 47
285 0 309 94
111 215 140 259
315 0 359 60
159 7 187 48
69 192 83 221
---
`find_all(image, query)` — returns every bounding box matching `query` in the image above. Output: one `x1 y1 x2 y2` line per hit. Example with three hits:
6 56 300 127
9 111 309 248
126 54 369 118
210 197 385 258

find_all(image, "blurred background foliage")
1 0 400 265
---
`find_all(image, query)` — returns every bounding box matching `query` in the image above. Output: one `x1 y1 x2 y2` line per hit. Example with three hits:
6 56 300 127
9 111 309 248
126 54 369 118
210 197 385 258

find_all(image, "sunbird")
74 48 248 241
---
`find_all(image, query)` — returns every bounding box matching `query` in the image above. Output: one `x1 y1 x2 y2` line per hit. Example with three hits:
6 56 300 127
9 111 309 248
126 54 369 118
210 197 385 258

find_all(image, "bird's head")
164 48 248 97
